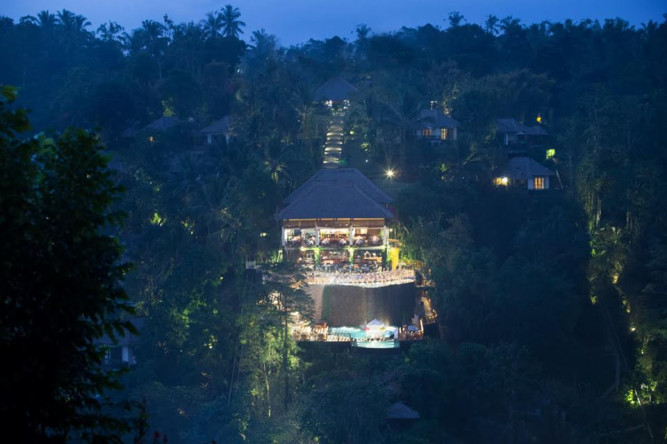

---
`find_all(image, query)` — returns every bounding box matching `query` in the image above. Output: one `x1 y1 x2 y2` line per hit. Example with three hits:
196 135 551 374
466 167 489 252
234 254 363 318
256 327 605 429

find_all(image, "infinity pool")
328 326 400 348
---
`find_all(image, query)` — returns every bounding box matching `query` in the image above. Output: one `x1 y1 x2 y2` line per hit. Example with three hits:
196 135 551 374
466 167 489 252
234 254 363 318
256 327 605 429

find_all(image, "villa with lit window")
277 168 399 271
413 109 459 143
494 156 556 190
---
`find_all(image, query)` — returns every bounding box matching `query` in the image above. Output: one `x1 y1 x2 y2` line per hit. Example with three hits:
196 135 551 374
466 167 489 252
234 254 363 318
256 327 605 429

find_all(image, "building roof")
285 168 394 205
496 118 548 136
97 318 145 347
414 109 460 129
314 77 357 102
501 156 555 180
200 115 231 135
144 116 183 131
278 168 394 220
386 402 420 420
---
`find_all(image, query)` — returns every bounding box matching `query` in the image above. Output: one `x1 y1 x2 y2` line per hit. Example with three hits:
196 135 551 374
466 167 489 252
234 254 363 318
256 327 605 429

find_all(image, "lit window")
440 128 448 140
494 177 509 186
533 177 545 190
421 128 433 137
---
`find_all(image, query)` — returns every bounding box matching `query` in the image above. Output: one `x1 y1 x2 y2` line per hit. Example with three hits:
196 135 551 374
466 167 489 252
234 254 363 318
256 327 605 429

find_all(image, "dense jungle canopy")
1 6 666 443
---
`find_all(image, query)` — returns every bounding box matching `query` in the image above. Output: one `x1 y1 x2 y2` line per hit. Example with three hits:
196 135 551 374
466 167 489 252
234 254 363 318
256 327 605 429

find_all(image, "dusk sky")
4 0 665 46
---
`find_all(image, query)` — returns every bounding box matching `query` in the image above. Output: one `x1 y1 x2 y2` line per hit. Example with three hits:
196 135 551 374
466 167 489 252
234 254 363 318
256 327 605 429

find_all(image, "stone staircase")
322 110 345 168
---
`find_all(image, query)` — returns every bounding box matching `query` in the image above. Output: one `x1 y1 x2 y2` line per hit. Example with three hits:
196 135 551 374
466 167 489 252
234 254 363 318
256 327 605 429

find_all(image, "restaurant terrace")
276 168 409 286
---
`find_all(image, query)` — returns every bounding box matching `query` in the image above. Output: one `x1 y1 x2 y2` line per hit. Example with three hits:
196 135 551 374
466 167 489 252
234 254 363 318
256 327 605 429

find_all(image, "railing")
305 268 415 287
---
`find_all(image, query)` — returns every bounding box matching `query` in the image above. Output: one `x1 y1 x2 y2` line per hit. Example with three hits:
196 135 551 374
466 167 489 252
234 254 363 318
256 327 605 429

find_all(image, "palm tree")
20 10 57 30
484 15 499 35
220 5 245 38
55 9 91 60
201 11 223 41
96 21 124 42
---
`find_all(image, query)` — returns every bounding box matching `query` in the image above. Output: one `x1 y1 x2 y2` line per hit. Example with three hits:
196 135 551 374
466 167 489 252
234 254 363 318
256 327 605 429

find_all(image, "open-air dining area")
284 227 385 248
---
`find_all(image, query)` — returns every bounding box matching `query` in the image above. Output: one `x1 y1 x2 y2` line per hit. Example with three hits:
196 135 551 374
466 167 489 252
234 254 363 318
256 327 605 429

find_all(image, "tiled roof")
144 116 182 131
414 109 460 129
278 168 394 220
200 115 231 134
386 402 420 420
502 156 555 180
496 118 548 136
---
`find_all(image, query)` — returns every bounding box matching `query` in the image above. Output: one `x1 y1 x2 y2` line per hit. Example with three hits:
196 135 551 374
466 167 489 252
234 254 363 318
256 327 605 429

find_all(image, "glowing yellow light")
546 148 556 159
385 169 395 178
148 136 155 143
259 232 268 237
536 113 542 123
494 176 509 186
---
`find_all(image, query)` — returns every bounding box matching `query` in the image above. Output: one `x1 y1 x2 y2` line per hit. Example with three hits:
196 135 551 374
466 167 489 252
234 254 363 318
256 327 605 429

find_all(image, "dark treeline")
1 6 666 443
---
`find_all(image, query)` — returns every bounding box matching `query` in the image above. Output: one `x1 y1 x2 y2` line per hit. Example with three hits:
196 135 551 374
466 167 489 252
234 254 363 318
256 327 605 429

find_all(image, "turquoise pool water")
328 326 400 348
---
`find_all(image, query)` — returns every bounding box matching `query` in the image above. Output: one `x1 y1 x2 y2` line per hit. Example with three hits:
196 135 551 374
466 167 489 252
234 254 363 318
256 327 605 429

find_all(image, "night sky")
4 0 665 46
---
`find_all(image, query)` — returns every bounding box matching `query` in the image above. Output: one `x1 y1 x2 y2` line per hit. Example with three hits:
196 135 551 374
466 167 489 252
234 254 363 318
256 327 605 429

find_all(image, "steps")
323 111 345 168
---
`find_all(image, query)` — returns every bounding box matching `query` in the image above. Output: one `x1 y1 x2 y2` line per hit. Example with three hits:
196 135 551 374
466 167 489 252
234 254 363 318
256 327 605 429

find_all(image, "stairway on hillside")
322 110 345 168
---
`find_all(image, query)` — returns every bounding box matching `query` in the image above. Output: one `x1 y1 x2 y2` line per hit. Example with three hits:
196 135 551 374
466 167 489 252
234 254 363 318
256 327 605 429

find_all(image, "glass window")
440 128 448 140
533 177 545 190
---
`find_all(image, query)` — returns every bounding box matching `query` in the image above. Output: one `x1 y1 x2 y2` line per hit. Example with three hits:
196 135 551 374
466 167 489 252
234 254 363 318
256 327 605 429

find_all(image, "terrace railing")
306 268 415 287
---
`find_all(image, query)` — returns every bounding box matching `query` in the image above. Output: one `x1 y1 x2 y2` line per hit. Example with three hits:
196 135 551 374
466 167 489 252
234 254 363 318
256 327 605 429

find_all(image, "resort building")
494 156 556 190
495 118 548 152
277 168 398 270
314 77 357 108
413 109 460 143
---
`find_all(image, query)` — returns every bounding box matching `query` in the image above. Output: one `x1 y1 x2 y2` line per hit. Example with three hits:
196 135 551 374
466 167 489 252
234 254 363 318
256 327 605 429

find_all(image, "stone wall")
308 283 417 326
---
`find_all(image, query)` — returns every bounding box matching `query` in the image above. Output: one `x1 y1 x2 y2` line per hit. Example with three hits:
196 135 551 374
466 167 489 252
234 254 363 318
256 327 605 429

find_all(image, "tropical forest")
1 5 666 443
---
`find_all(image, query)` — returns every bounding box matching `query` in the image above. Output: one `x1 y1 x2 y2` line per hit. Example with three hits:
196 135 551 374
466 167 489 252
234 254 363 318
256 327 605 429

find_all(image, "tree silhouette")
0 86 136 442
220 4 245 38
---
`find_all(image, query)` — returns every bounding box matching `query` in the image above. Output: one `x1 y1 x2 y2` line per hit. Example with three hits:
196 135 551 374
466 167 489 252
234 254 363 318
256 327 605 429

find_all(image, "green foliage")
0 86 135 441
2 7 667 442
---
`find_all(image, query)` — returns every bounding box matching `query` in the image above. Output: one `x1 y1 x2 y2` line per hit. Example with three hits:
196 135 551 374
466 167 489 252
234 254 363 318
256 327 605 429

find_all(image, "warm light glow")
536 113 542 123
546 148 556 159
385 169 395 178
494 176 509 186
259 232 268 238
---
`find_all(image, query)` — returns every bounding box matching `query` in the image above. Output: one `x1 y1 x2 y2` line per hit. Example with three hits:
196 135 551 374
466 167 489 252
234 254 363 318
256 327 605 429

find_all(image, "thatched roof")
278 168 394 220
502 156 555 180
414 109 460 129
496 118 548 136
386 402 420 420
315 77 357 101
200 115 231 135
